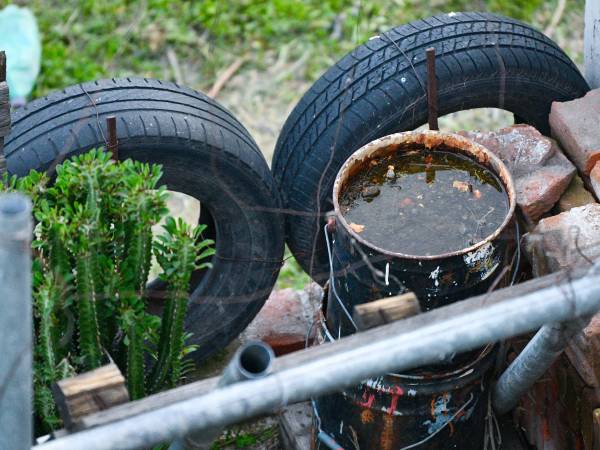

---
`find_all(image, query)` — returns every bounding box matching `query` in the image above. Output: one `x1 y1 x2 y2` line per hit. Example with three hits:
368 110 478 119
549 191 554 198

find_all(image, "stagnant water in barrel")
339 149 509 256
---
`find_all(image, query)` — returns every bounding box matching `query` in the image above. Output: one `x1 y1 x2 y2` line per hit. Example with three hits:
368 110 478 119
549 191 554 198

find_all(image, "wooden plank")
353 292 420 330
52 364 129 429
586 0 600 88
63 266 589 434
76 375 218 430
278 402 312 450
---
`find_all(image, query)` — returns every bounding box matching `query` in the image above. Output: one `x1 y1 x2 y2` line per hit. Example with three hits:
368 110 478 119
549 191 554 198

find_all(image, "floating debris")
340 149 508 255
386 165 395 179
453 180 473 193
349 222 365 233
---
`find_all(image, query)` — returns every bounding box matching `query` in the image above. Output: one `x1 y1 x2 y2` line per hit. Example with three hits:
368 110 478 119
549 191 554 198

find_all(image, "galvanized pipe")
173 341 275 450
0 194 33 450
37 262 600 450
493 317 589 415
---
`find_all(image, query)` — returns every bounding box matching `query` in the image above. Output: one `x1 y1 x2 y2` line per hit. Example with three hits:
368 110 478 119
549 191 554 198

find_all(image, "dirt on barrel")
339 148 509 256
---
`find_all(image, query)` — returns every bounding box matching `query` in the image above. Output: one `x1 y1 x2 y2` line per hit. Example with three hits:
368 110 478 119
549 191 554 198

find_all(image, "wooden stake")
353 292 421 330
52 364 129 430
426 47 439 131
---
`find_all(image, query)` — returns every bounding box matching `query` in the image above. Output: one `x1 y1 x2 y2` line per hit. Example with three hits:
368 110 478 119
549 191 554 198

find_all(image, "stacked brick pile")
478 89 600 450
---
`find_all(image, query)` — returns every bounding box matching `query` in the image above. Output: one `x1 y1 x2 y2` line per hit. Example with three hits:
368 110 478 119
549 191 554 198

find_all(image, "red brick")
591 162 600 200
559 175 597 212
550 89 600 175
524 204 600 276
242 288 317 356
566 313 600 388
461 125 575 223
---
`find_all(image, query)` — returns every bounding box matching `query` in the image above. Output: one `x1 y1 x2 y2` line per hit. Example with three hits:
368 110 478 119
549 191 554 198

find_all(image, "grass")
210 425 278 449
6 0 584 98
3 0 587 290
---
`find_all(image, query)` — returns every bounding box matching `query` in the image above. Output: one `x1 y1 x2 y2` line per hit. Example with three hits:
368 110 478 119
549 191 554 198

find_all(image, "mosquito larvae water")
339 149 509 256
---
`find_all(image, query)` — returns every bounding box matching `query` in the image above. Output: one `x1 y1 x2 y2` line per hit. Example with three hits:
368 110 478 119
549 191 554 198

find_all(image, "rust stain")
441 271 454 285
379 414 395 450
360 408 375 424
448 420 455 436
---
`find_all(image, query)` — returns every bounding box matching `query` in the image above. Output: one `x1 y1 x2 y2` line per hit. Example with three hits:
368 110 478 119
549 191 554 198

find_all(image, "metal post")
493 317 589 415
36 262 600 450
172 341 274 450
585 0 600 89
426 47 439 131
0 194 33 450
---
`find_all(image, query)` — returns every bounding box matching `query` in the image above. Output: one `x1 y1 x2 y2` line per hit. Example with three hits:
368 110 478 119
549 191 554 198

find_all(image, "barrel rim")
332 130 517 260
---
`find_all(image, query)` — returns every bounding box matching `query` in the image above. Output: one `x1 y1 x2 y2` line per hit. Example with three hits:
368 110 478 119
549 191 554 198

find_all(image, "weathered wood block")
279 402 312 450
353 291 420 330
51 363 129 429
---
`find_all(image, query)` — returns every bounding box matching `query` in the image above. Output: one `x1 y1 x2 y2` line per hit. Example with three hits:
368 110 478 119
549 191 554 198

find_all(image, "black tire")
272 12 589 282
6 78 285 362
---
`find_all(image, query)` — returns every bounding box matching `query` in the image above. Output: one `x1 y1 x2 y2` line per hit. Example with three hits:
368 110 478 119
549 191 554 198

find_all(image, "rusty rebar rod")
106 116 118 161
426 47 439 131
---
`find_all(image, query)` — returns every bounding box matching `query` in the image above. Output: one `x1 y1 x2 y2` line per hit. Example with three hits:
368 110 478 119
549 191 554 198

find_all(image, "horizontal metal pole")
58 265 589 433
37 263 600 450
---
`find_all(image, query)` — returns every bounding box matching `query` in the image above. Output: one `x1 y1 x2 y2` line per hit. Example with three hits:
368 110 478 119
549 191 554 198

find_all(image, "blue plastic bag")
0 5 41 106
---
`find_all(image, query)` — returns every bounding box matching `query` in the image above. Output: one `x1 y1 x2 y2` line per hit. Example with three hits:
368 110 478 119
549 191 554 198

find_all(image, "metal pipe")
0 194 33 450
493 317 589 415
37 262 600 450
173 341 274 450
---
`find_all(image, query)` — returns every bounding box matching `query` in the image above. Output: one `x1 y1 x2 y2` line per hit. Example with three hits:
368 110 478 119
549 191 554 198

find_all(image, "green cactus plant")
5 149 213 432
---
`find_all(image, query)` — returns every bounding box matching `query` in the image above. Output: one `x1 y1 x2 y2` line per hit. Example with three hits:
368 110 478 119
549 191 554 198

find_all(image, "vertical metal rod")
106 116 118 161
0 193 33 450
493 318 589 415
426 47 439 131
0 51 6 82
585 0 600 89
0 51 8 177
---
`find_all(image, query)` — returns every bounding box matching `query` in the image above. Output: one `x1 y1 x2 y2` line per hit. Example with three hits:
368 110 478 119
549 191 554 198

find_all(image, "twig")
544 0 567 38
166 47 185 85
208 56 247 98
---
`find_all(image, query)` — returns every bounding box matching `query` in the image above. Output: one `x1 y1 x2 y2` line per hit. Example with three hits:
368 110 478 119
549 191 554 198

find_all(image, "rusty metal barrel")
315 131 516 449
326 131 517 337
315 344 497 449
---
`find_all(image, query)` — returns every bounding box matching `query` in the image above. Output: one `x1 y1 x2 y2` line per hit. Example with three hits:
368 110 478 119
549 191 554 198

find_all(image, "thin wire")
399 393 475 450
510 220 521 286
324 224 359 331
